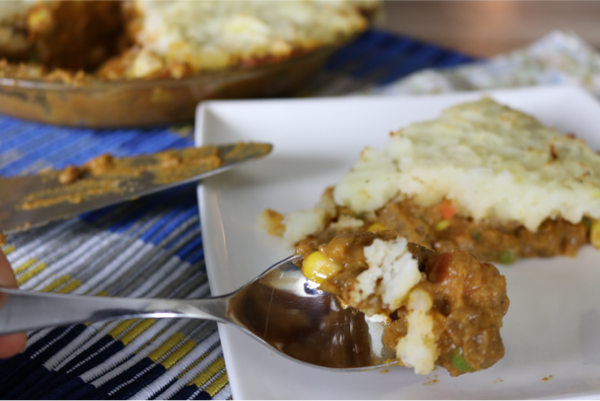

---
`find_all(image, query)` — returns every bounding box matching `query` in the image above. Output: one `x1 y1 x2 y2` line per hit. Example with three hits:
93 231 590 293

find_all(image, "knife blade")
0 142 272 233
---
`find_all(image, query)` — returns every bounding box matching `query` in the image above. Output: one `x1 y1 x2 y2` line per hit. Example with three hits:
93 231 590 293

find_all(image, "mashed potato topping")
334 98 600 232
352 237 421 311
354 237 439 374
334 147 400 214
396 288 439 375
127 0 378 77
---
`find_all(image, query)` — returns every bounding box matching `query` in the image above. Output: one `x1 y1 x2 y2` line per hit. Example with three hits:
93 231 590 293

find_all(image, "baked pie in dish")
0 0 378 126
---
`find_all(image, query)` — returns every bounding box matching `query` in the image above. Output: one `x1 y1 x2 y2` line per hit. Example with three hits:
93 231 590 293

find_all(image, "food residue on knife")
16 145 224 211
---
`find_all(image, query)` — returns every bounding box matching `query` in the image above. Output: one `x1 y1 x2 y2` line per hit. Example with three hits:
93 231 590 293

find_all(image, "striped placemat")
0 29 475 400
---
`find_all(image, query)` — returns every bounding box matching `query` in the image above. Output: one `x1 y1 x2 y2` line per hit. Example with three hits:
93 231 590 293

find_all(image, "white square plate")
197 85 600 400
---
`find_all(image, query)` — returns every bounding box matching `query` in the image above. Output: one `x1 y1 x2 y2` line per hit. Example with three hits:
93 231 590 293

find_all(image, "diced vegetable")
302 251 342 284
471 231 481 241
499 249 517 264
439 199 458 220
451 347 474 372
583 216 592 231
367 223 387 232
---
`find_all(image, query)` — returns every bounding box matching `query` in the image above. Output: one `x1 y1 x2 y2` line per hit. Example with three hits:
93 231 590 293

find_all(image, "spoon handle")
0 288 230 334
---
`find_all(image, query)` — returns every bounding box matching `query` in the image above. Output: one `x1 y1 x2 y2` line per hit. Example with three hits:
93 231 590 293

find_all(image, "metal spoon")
0 255 395 371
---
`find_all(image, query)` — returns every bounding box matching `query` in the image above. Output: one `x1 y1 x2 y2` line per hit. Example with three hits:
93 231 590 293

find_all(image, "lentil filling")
296 230 510 376
302 188 590 264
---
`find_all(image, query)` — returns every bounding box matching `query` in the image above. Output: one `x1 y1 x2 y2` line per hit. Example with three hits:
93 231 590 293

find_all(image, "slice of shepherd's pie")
262 98 600 264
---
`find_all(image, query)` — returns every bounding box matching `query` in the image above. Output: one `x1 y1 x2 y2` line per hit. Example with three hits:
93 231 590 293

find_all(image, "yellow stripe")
190 357 226 388
177 351 209 379
161 339 196 370
2 245 15 255
41 275 72 292
108 319 138 338
15 258 38 274
149 332 186 362
56 279 81 294
121 319 156 345
16 262 47 285
95 291 108 297
206 371 229 397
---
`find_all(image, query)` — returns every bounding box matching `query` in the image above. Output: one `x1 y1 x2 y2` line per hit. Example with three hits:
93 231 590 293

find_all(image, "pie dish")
0 0 378 126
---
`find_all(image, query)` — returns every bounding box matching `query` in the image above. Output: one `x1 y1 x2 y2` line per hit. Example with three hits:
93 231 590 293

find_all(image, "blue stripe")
97 358 155 394
1 132 98 175
59 336 123 374
140 201 197 244
163 223 197 251
106 129 164 156
4 366 52 400
187 246 205 265
0 325 85 395
107 201 158 234
193 390 212 400
0 365 48 401
79 204 121 224
377 45 449 85
119 129 182 155
176 234 203 261
106 364 167 400
349 38 417 79
0 327 70 382
63 336 125 376
43 377 89 400
150 207 198 245
170 384 202 401
325 30 395 70
50 130 142 169
436 52 478 68
0 116 31 142
0 129 77 175
0 123 58 154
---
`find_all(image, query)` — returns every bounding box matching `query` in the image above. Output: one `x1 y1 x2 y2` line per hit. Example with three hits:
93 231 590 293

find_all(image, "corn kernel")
302 251 341 284
434 220 450 231
367 223 387 232
590 220 600 249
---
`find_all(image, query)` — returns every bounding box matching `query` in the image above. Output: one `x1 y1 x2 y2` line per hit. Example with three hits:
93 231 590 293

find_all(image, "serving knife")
0 142 272 233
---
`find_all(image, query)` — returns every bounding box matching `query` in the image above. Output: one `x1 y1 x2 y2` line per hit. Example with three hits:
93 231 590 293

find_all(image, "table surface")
2 4 599 397
376 1 600 57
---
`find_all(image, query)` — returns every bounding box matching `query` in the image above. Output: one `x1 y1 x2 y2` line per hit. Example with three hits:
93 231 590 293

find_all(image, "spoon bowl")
0 255 395 371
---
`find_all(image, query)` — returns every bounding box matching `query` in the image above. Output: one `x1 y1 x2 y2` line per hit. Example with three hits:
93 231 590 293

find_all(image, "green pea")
471 231 481 241
583 217 592 231
499 249 516 264
451 347 474 372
